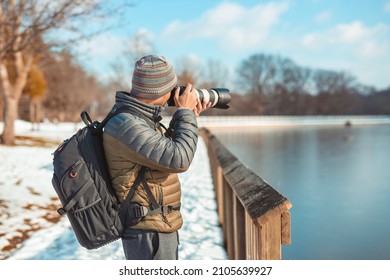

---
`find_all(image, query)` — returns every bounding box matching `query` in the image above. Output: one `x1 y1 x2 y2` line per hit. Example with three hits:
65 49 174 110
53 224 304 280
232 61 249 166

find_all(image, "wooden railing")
200 128 292 260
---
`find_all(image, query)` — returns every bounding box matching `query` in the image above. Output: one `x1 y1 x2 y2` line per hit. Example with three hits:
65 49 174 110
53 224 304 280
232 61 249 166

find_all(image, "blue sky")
75 0 390 90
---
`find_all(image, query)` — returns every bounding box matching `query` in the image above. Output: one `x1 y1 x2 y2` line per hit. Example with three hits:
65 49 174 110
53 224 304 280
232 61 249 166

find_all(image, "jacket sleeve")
104 108 198 173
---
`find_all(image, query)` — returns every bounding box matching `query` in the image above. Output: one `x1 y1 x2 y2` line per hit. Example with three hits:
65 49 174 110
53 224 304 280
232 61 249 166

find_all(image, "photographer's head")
127 54 229 114
129 54 177 106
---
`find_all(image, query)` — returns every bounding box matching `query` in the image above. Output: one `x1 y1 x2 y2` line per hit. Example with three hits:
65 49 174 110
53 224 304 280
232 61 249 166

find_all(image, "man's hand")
173 83 198 111
174 83 212 116
193 97 212 117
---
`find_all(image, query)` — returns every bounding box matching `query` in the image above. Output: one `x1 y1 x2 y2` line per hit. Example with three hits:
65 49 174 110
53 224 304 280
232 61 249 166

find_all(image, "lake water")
214 123 390 260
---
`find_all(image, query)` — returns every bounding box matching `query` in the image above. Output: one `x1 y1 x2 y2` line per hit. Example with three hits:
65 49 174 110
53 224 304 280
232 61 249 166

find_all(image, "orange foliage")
23 64 47 99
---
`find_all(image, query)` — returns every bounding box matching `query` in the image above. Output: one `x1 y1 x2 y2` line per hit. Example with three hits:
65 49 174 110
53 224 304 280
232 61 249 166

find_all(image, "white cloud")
299 20 390 87
127 28 156 60
315 10 331 23
162 1 289 51
302 21 390 57
357 41 389 57
74 33 127 80
335 21 383 43
385 1 390 13
77 33 125 58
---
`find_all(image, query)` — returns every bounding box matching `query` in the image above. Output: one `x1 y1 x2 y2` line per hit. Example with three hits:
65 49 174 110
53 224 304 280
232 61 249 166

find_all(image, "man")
103 55 210 260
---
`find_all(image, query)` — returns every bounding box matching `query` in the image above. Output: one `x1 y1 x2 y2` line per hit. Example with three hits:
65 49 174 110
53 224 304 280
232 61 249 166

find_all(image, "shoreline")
1 115 389 143
195 115 390 131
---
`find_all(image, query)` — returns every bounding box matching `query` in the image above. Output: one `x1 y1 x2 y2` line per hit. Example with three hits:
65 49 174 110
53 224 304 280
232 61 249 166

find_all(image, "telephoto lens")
167 85 231 109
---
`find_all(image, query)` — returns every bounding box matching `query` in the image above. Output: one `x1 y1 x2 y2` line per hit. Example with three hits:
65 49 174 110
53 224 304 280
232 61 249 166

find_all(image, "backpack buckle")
57 208 66 215
133 205 149 218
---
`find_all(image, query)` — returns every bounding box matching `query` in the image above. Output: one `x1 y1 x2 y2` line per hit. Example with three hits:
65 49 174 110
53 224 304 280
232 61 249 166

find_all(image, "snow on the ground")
0 120 227 260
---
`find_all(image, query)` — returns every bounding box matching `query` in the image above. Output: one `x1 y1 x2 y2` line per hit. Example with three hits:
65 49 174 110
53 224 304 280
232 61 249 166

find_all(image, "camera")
167 85 231 109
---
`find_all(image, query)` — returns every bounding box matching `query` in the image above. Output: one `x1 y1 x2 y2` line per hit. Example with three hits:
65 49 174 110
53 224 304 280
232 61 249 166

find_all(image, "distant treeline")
214 54 390 116
226 85 390 116
1 52 389 122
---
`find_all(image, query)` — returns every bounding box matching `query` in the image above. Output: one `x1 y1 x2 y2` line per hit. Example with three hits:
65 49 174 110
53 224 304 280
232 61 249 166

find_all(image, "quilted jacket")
103 91 198 232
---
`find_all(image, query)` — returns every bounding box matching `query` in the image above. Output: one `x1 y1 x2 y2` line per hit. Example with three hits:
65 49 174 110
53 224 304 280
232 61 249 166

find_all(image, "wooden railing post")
245 211 256 260
281 211 291 245
222 177 234 259
233 195 246 259
216 165 224 225
199 128 292 260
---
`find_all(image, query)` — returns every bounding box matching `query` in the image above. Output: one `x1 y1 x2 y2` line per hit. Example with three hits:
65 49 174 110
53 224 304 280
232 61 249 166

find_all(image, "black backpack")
51 106 156 249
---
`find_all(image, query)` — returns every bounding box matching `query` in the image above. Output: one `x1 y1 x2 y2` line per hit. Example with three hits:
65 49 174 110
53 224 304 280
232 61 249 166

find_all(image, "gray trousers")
122 228 179 260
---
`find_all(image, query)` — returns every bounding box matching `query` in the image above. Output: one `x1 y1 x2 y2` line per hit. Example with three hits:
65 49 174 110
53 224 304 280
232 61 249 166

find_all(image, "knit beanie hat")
129 55 177 99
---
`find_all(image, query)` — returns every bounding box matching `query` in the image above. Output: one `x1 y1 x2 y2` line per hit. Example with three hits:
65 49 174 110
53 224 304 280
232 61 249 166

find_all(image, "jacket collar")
114 91 164 123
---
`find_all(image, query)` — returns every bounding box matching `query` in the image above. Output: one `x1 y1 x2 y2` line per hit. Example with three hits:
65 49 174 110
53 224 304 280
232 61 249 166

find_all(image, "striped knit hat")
129 55 177 99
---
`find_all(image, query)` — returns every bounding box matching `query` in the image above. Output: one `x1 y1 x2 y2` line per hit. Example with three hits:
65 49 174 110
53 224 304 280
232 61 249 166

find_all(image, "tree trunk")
0 52 32 145
1 96 18 145
29 97 42 131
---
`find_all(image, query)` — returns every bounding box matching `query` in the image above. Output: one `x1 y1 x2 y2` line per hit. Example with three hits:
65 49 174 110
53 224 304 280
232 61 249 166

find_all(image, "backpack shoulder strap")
119 166 159 209
81 106 160 209
120 166 147 208
80 105 155 136
93 105 155 134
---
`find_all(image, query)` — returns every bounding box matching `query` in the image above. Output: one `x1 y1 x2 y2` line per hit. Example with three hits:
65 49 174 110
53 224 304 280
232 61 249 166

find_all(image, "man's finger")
174 86 180 99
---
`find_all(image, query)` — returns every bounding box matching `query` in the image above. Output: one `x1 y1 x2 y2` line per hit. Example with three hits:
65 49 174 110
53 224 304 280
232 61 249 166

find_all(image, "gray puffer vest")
103 91 198 232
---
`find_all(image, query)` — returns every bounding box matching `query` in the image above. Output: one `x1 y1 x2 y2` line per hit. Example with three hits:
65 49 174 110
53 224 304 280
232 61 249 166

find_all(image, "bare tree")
23 62 47 130
268 58 311 115
312 70 359 114
174 56 201 86
127 29 156 64
108 29 156 93
237 54 279 94
199 59 229 88
0 0 133 144
108 61 131 92
235 53 386 116
237 54 280 114
195 59 230 116
42 51 100 122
